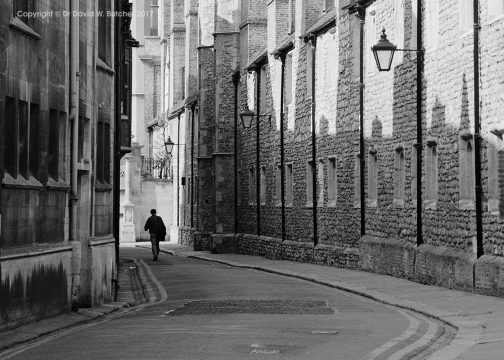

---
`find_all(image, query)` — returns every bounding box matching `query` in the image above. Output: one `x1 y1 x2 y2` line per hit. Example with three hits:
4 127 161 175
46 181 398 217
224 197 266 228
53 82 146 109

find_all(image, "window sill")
424 199 437 210
248 202 257 206
353 200 361 208
2 173 44 190
327 201 337 208
1 243 72 261
285 202 293 208
95 182 113 192
366 199 377 208
9 17 41 40
459 199 475 211
46 177 70 190
306 201 313 208
488 199 500 215
97 58 115 75
393 199 405 208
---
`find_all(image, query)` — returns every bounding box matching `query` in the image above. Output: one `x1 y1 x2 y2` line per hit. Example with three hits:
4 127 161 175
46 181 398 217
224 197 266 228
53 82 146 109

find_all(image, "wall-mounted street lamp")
164 136 175 155
239 108 271 129
371 29 397 71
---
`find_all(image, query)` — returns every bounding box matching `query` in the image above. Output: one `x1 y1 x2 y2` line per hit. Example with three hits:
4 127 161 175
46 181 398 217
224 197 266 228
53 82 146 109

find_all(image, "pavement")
2 242 504 360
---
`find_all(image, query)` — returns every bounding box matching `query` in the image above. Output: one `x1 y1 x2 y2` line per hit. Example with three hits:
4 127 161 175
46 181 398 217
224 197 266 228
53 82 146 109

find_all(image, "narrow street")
1 247 450 360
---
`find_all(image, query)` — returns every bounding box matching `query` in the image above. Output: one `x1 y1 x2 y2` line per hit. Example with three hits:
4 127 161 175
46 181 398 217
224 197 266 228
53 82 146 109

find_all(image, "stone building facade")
167 0 504 296
0 0 135 330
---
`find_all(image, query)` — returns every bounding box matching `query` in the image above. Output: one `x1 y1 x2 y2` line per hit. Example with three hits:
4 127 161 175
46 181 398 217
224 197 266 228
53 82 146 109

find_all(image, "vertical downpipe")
177 112 180 228
310 36 318 251
255 66 261 237
358 7 366 236
232 71 240 247
280 56 286 244
416 0 423 246
69 0 81 307
191 104 195 229
473 0 483 258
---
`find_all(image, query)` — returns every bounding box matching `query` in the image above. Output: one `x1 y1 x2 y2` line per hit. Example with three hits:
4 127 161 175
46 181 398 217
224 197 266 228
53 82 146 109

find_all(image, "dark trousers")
150 234 160 259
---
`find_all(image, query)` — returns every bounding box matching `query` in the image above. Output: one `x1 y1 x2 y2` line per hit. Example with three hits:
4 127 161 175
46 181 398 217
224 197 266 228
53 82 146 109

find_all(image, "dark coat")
144 215 166 239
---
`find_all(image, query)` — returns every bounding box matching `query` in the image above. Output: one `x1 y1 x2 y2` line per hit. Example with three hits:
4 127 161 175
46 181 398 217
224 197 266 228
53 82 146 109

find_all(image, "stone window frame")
393 145 406 208
9 0 41 40
306 160 314 208
145 0 159 37
459 132 475 210
425 0 440 52
487 0 504 23
488 129 504 215
98 0 112 66
275 162 282 207
248 166 256 206
394 0 405 64
288 0 295 35
260 166 267 206
365 5 377 77
286 162 294 207
96 112 111 185
327 156 337 207
4 97 43 183
367 148 378 208
459 0 474 37
424 138 438 210
354 154 361 208
317 159 325 207
324 0 335 12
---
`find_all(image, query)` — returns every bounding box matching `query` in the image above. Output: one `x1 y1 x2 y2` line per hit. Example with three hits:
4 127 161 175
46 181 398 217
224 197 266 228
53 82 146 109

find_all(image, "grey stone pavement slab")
154 242 504 360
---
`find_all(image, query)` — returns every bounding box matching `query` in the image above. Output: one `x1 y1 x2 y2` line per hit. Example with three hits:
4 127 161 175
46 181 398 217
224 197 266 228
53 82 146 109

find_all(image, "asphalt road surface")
2 247 449 360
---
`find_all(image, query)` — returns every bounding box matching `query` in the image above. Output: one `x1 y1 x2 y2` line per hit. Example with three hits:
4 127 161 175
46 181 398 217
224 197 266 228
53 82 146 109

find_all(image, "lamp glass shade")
240 108 255 128
164 137 174 154
371 29 397 72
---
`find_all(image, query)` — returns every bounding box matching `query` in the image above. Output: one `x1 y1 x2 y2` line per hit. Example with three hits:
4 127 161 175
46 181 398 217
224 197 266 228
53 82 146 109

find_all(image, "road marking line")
363 308 420 360
137 258 168 302
387 316 438 360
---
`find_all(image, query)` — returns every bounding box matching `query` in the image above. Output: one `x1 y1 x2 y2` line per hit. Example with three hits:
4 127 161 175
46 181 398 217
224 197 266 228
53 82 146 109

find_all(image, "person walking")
144 209 166 261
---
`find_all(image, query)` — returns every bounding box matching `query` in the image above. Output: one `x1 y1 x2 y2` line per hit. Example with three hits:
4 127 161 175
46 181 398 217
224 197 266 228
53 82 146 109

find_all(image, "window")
29 103 39 178
275 163 281 205
351 15 361 79
288 0 295 34
248 167 256 205
153 64 161 118
306 161 314 207
324 0 335 11
425 140 438 208
285 53 293 106
394 0 405 63
366 6 376 76
488 0 504 21
426 0 439 50
96 113 111 184
286 163 293 206
318 160 324 206
4 98 42 180
488 133 504 215
247 72 256 111
98 0 111 64
394 147 405 207
48 110 66 181
260 167 266 205
145 0 159 36
459 136 475 209
367 150 377 207
459 0 473 34
13 0 35 26
328 157 337 205
354 155 361 208
259 66 267 114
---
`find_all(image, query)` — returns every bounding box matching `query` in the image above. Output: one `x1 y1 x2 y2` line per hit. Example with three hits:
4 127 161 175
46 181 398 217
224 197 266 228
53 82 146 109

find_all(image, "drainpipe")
309 36 318 248
177 112 180 228
255 66 262 237
357 6 366 236
69 0 81 307
190 103 195 230
232 71 240 237
416 0 423 246
473 0 483 257
279 56 286 243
